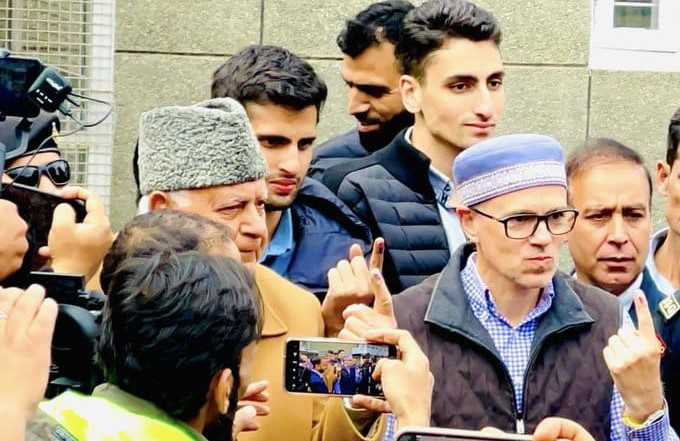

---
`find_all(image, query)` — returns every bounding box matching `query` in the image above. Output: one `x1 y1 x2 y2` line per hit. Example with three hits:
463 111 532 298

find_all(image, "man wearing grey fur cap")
137 97 390 441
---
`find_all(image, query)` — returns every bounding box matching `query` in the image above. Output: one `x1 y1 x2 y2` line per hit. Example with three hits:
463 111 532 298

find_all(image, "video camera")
1 50 106 397
0 49 73 162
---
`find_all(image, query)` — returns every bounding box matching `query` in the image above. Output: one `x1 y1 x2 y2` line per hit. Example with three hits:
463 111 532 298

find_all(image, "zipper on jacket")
519 323 585 434
516 414 525 434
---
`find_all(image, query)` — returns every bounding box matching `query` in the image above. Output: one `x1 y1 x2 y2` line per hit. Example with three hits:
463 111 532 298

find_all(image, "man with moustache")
309 1 415 179
324 0 505 293
338 134 677 441
566 138 680 431
211 45 372 301
136 98 390 441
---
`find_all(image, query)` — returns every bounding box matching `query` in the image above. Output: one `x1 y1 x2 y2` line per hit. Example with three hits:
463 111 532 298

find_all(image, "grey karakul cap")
138 97 267 195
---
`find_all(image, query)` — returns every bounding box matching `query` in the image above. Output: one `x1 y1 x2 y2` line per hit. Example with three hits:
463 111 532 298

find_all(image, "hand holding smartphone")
284 338 398 398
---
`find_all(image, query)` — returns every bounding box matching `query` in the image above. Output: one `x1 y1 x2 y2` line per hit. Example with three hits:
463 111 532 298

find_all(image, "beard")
357 110 414 152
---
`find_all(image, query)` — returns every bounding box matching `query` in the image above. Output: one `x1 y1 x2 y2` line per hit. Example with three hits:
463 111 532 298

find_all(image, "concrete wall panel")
116 0 261 54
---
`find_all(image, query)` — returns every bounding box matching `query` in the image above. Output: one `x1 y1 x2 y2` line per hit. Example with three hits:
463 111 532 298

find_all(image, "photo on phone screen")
285 339 398 397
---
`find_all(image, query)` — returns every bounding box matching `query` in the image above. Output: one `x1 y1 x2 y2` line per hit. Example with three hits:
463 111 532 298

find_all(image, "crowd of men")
0 0 679 440
296 351 381 396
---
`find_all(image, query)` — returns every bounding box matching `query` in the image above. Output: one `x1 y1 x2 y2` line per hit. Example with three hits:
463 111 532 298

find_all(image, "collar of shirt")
461 252 554 329
617 271 644 315
645 228 675 297
405 126 454 208
261 208 294 260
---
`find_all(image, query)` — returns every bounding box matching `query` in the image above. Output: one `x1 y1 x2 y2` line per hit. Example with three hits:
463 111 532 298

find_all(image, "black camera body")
1 50 101 398
0 50 71 162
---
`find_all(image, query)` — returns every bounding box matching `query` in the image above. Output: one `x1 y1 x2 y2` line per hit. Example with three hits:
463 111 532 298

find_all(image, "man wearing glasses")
4 112 71 192
566 138 680 432
339 134 676 441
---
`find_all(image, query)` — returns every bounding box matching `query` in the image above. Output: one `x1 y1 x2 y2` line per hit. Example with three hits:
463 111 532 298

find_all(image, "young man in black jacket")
323 0 506 293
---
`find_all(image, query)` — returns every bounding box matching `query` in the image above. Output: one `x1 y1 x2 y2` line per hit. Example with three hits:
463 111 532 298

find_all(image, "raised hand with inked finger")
350 328 433 430
322 237 386 337
603 291 665 424
338 265 397 341
38 186 114 283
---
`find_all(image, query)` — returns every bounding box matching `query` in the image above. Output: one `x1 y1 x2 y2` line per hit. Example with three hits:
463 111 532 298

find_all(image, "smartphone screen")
285 338 398 397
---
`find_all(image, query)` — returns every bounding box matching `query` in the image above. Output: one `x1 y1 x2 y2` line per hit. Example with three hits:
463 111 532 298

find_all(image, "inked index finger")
369 238 385 271
633 291 656 341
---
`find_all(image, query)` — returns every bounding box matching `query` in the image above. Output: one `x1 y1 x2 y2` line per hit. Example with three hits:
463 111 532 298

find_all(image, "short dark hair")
566 138 653 203
396 0 502 78
667 107 680 166
100 210 235 294
97 251 261 422
211 45 327 118
337 1 415 58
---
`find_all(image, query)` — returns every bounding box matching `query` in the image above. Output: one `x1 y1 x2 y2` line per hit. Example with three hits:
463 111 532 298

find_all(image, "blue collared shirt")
260 208 294 275
428 166 467 254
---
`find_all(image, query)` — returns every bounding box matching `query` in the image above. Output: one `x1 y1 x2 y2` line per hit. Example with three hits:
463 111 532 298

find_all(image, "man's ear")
400 74 422 114
457 207 478 243
656 161 671 197
212 368 234 415
148 191 172 211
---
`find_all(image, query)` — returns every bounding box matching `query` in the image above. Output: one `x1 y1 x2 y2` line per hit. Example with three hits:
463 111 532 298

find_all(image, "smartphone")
396 428 533 441
29 271 85 304
1 182 86 248
0 183 86 271
284 338 399 398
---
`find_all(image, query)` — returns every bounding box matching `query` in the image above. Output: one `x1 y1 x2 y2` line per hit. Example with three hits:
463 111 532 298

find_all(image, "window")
613 0 659 30
0 0 116 206
590 0 680 71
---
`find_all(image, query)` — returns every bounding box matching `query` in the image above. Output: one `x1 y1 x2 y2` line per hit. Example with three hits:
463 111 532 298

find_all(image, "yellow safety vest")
39 389 205 441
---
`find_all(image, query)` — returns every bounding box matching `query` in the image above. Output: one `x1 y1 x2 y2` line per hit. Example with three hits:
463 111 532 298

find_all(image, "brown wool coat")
238 265 386 441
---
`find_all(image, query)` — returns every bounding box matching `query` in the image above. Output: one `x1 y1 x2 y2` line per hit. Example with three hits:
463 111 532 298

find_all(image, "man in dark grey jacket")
323 0 506 293
340 134 676 441
308 1 415 180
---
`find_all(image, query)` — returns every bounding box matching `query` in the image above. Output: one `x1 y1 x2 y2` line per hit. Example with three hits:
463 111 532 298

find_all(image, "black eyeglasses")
5 159 71 188
470 207 579 240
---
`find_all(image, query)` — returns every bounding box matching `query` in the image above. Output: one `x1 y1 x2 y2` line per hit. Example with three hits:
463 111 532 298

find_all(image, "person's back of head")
396 0 502 79
211 45 327 117
100 209 240 294
97 250 262 428
337 0 414 58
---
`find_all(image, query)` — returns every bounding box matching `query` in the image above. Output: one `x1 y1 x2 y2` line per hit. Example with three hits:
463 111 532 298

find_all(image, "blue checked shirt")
381 254 678 441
